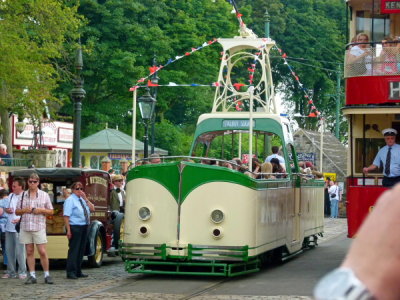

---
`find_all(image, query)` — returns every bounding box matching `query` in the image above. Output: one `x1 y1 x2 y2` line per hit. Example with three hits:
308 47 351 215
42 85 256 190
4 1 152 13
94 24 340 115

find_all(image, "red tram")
344 0 400 237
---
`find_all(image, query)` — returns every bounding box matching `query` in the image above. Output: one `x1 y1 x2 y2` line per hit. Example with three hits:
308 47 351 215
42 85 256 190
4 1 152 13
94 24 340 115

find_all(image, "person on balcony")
348 33 372 76
0 144 12 166
377 36 398 75
363 128 400 187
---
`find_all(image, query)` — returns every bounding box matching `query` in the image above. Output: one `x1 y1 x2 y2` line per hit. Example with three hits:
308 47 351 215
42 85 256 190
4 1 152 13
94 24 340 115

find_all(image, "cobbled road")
0 218 348 300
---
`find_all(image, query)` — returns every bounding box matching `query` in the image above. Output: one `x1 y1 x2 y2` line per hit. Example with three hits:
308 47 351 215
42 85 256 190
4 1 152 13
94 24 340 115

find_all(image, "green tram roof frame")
190 113 289 154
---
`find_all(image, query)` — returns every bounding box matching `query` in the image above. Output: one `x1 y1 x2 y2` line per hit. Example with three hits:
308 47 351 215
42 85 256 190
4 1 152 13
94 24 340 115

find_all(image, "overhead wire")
289 17 342 61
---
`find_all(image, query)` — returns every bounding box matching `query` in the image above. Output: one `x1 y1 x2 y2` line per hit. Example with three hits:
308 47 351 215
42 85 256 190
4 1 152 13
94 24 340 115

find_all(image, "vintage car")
9 168 123 267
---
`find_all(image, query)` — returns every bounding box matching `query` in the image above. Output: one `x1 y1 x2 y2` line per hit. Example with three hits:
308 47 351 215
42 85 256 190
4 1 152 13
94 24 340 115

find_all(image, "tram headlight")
212 227 223 239
211 209 224 224
138 207 151 221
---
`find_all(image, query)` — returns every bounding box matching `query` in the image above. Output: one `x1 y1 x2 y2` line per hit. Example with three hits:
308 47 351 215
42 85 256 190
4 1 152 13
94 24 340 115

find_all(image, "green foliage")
0 0 82 121
51 0 347 153
240 0 346 136
56 0 236 138
154 119 192 155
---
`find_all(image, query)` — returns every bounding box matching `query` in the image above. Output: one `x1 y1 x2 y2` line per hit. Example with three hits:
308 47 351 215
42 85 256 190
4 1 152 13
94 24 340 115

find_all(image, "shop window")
90 156 99 169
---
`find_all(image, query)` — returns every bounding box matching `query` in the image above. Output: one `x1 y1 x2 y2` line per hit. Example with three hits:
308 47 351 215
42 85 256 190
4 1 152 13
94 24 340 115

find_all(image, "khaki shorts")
19 228 47 245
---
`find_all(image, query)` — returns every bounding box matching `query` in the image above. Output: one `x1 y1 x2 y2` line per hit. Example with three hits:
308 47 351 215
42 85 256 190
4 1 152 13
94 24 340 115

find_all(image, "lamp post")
150 55 159 154
70 42 86 168
137 88 156 159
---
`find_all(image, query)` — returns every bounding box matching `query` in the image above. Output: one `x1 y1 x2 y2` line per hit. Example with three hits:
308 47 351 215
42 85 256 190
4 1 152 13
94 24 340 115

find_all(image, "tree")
0 0 82 151
56 0 237 138
241 0 346 135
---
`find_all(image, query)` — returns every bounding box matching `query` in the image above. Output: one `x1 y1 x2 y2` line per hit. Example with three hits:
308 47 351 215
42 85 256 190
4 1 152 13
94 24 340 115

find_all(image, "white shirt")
5 193 22 232
266 154 285 165
114 187 125 207
328 185 339 200
349 45 372 74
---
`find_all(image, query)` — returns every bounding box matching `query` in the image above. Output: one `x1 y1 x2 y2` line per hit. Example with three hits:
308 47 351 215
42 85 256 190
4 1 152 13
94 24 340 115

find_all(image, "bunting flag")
129 38 218 91
235 100 243 111
233 83 245 91
130 82 251 89
274 45 323 121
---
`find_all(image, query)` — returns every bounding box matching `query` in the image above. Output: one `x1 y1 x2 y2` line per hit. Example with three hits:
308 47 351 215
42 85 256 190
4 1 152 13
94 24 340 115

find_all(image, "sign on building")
381 0 400 13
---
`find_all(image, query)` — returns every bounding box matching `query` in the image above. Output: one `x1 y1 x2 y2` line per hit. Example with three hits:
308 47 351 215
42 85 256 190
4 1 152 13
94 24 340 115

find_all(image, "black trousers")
382 176 400 187
66 225 88 276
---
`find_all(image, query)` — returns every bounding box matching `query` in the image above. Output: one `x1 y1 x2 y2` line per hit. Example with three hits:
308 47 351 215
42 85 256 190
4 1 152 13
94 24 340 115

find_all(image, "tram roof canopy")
343 106 400 115
80 128 168 154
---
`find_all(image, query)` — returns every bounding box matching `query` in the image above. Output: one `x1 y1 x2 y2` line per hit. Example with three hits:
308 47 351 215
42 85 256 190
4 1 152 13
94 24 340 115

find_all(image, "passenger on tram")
149 154 161 164
348 33 372 75
363 128 400 187
270 158 286 178
252 158 261 174
377 36 398 75
265 146 285 165
258 162 275 179
231 158 242 171
220 161 233 169
395 36 400 71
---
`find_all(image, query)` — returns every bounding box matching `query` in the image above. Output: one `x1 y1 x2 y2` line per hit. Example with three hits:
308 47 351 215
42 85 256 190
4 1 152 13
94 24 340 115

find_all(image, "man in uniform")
363 128 400 187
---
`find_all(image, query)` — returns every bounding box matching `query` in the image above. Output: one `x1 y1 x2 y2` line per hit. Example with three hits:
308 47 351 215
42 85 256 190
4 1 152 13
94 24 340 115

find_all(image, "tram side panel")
256 183 290 255
300 182 324 239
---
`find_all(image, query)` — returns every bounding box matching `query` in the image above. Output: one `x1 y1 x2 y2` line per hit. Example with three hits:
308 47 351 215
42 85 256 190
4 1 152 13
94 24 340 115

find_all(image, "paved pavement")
0 218 348 300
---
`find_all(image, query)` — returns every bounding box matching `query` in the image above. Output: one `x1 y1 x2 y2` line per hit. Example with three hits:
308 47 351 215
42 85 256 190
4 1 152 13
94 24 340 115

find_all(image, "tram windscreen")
191 130 284 162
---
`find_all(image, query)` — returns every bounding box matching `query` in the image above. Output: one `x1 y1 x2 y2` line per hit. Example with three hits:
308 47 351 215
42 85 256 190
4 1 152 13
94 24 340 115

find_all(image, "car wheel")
88 231 104 268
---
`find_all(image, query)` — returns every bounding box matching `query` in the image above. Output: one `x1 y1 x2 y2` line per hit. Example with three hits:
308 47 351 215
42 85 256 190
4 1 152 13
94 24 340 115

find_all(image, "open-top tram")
121 18 325 276
344 0 400 237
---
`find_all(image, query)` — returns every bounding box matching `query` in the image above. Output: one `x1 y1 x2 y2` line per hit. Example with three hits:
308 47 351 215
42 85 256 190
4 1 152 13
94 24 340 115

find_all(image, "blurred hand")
341 184 400 299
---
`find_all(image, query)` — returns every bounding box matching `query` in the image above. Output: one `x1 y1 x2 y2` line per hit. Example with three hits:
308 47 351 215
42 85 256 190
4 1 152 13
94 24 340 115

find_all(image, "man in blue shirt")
363 128 400 187
63 182 95 279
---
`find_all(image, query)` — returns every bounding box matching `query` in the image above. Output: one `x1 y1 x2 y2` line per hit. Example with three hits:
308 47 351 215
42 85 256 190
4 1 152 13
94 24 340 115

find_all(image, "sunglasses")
28 180 38 184
75 188 83 191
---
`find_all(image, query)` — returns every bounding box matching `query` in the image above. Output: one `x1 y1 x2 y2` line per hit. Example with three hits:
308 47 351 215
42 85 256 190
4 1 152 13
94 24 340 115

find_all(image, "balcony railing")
344 44 400 78
0 158 33 168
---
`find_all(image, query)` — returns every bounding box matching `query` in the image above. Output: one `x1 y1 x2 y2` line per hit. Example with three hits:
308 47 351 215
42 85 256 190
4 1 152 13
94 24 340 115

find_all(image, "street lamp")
137 88 156 158
70 41 86 168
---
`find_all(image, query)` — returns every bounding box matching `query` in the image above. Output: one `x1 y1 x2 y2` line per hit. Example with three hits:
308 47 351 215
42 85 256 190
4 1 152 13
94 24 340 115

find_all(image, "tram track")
62 273 230 300
178 278 231 300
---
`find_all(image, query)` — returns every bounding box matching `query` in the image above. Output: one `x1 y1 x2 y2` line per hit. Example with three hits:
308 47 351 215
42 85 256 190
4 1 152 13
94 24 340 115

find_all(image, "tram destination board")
381 0 400 13
222 119 256 128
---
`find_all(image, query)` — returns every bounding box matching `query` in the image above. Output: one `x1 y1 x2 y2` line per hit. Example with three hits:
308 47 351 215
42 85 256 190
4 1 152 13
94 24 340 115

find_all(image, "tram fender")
85 220 105 257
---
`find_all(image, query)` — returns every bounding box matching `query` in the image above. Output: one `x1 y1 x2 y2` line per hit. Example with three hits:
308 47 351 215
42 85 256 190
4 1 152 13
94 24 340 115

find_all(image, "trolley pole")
150 55 159 154
335 65 341 139
264 8 271 158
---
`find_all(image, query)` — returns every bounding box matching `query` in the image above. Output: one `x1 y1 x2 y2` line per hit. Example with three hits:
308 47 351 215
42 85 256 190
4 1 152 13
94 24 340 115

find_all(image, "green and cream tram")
121 22 325 277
